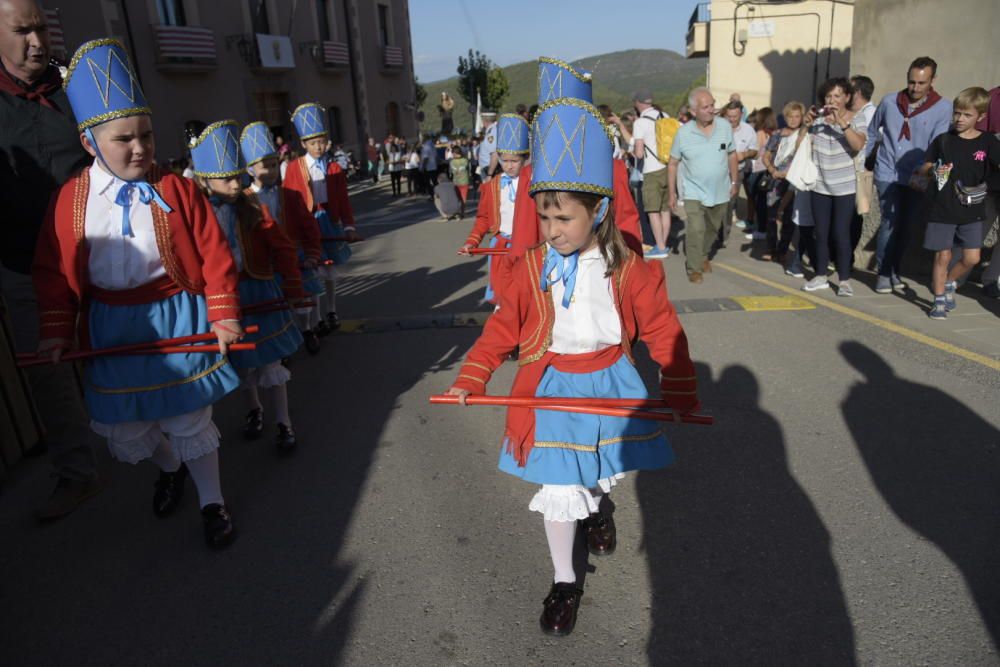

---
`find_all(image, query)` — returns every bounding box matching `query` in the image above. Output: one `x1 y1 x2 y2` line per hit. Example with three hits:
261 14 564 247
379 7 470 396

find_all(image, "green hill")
420 49 706 134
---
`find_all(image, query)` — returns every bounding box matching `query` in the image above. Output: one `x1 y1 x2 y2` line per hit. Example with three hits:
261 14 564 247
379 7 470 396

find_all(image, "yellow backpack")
652 114 682 164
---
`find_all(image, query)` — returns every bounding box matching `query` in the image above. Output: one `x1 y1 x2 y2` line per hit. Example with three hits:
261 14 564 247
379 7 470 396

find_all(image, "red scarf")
895 88 943 141
0 62 62 110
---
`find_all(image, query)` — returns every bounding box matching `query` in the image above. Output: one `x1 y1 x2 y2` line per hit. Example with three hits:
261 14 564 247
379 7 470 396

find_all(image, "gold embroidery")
239 122 277 165
497 113 530 155
291 103 328 140
41 321 72 327
41 309 75 316
457 374 485 384
538 57 591 83
533 429 665 452
535 97 615 142
208 304 237 310
537 111 587 177
465 362 492 373
206 294 238 300
72 167 89 243
88 357 229 394
244 317 294 344
528 181 614 198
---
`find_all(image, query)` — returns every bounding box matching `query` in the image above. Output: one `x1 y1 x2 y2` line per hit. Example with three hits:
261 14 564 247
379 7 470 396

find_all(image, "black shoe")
303 330 321 354
314 320 331 337
201 503 236 549
243 408 264 440
539 582 583 636
275 423 297 453
580 512 616 556
326 311 340 330
152 465 188 517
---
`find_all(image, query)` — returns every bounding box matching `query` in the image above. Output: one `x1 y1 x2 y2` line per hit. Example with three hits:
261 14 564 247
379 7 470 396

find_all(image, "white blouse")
498 174 517 236
85 163 166 290
548 245 622 354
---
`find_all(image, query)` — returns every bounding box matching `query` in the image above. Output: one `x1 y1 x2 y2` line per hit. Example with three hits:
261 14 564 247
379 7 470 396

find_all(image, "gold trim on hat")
190 119 240 149
240 121 278 165
538 57 591 83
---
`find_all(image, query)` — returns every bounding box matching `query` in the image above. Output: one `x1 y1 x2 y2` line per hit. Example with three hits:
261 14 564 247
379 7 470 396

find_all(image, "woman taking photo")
801 77 867 296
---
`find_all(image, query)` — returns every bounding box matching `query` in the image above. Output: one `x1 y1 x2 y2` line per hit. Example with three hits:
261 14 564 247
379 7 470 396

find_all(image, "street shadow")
839 341 1000 648
637 362 857 665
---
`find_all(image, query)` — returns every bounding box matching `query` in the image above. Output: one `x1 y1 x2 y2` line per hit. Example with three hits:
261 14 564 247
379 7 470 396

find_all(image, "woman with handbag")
761 102 807 261
801 78 868 295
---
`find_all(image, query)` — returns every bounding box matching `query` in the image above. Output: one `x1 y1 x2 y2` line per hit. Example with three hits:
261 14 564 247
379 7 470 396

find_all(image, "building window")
385 102 399 136
247 0 270 34
328 106 343 144
377 4 390 46
156 0 187 26
315 0 330 40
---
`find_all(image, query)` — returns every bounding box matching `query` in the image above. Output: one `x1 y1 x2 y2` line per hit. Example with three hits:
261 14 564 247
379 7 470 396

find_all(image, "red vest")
281 156 356 229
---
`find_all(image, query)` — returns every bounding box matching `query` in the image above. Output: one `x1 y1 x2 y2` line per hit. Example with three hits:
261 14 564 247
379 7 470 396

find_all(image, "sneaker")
944 281 957 311
734 220 748 229
644 247 669 259
874 276 892 294
34 475 104 522
785 267 805 278
802 276 829 292
928 300 948 320
743 232 755 240
891 274 908 291
837 280 854 297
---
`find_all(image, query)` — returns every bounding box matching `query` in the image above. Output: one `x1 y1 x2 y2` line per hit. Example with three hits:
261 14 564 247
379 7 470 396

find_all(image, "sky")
410 0 703 83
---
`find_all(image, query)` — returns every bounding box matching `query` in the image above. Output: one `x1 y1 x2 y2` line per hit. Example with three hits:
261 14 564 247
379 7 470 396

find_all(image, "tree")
456 49 492 108
485 66 509 111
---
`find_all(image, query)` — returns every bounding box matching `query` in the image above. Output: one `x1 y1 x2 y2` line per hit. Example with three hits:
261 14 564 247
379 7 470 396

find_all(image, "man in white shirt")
723 101 758 243
631 89 672 258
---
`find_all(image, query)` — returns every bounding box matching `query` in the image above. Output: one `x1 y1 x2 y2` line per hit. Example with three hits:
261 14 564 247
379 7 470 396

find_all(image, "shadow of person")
839 341 1000 648
638 363 856 665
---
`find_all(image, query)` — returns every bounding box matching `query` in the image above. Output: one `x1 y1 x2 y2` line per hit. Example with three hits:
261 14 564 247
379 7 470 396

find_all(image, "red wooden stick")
321 236 364 243
428 394 713 425
18 342 257 367
466 247 509 256
17 325 260 362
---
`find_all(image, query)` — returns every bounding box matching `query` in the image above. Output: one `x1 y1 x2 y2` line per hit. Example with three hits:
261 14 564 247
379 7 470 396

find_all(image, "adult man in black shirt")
0 0 100 518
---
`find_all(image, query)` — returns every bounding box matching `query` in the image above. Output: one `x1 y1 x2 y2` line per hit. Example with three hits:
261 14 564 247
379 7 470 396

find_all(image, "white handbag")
786 132 818 192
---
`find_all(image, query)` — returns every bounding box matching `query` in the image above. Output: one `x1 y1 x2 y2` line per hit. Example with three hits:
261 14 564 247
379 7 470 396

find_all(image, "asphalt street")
2 181 998 666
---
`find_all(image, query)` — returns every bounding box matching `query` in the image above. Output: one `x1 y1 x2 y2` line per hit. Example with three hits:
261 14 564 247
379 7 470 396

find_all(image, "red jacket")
510 160 643 257
464 176 503 247
33 165 241 341
452 245 699 462
247 185 323 265
236 193 306 301
281 155 356 229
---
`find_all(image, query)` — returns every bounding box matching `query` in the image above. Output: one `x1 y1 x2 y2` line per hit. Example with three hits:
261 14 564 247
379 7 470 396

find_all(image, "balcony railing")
321 40 350 68
225 33 295 71
382 45 403 70
153 24 218 70
686 3 710 58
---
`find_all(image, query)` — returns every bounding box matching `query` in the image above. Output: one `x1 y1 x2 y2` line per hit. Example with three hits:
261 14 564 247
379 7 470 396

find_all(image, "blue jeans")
875 181 921 278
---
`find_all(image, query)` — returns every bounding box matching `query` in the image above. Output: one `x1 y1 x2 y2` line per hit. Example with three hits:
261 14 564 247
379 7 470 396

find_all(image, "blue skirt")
498 355 673 488
86 291 240 424
231 277 303 369
317 210 352 265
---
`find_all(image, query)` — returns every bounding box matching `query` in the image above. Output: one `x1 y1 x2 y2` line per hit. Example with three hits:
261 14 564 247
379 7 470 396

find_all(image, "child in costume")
191 120 306 452
457 113 530 304
282 102 360 333
33 39 240 548
241 121 324 354
511 58 645 258
446 98 700 636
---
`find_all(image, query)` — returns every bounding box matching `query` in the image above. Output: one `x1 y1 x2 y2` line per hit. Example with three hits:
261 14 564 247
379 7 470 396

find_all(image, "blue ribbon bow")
114 181 173 237
500 174 516 202
538 197 610 308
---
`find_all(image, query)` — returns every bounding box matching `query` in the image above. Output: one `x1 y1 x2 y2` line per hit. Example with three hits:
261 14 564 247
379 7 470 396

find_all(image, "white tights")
542 486 605 584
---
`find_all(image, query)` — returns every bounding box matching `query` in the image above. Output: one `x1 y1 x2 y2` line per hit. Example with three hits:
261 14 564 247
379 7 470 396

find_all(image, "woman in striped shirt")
802 78 868 296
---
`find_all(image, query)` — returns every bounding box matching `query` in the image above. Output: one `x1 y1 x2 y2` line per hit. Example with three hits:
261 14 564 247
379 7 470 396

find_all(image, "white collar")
90 162 121 197
305 153 323 170
579 245 603 261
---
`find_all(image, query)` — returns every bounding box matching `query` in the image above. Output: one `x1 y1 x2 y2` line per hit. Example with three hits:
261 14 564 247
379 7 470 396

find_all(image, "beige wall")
851 0 1000 107
705 0 854 112
45 0 417 160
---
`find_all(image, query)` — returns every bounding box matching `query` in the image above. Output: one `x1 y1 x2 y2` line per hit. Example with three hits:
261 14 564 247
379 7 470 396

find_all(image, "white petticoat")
528 473 626 522
91 406 221 464
241 361 291 389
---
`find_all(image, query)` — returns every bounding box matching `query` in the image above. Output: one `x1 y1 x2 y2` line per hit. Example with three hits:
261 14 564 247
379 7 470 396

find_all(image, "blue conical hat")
240 121 278 166
537 57 592 106
292 102 328 140
529 98 614 199
190 120 244 178
496 113 530 155
64 38 151 131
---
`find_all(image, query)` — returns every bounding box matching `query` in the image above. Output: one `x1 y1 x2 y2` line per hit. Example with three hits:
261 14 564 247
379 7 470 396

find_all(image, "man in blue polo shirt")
668 87 739 283
868 56 952 293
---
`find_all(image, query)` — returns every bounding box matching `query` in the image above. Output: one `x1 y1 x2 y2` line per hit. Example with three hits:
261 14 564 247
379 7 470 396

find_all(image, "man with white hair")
668 87 739 283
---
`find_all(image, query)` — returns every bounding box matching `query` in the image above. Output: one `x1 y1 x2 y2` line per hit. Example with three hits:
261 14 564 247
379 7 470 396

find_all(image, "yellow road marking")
730 295 815 312
715 262 1000 371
